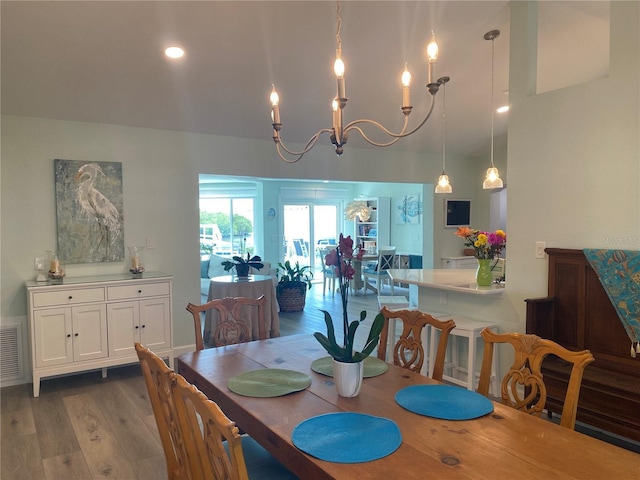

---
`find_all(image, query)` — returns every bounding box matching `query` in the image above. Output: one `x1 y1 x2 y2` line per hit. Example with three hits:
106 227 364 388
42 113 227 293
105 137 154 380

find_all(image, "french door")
282 203 339 273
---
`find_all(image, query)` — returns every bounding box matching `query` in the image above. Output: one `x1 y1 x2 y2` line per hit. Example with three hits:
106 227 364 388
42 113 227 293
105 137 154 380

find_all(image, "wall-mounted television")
444 199 471 228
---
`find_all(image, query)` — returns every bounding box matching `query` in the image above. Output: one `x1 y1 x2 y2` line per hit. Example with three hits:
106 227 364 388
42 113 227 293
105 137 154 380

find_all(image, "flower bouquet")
455 227 506 286
454 227 506 259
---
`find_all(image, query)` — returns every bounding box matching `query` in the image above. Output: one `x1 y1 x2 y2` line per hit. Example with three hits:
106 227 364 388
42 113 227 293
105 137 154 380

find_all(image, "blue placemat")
395 384 494 420
292 412 402 463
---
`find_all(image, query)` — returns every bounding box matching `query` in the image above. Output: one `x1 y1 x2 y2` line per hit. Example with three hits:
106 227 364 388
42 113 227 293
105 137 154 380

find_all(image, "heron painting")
54 159 124 263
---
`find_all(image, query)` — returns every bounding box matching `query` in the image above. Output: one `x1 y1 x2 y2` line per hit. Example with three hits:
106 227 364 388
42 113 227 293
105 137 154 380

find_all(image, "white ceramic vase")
332 359 364 397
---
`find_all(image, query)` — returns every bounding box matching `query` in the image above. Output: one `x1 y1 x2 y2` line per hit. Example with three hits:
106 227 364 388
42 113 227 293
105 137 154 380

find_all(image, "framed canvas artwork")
54 159 124 263
396 194 423 224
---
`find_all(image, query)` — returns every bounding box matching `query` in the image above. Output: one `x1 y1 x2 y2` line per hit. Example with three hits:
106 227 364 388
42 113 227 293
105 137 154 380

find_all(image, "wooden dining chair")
137 343 298 480
186 295 267 350
135 342 188 480
378 307 456 378
477 328 595 430
363 246 396 295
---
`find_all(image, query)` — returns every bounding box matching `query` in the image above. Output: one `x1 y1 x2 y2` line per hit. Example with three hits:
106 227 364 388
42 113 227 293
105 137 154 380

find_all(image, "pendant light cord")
490 36 495 168
442 81 447 172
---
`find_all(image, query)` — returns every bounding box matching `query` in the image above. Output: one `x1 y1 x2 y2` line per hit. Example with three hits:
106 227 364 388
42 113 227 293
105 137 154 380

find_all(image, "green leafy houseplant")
276 260 314 312
276 260 314 289
313 234 385 363
221 253 264 277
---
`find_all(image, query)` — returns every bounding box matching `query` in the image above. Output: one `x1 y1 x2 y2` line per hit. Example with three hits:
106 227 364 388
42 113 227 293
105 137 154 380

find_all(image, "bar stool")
377 296 410 363
428 316 500 397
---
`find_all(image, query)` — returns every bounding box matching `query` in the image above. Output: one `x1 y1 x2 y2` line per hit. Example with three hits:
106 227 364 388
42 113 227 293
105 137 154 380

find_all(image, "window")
199 178 257 256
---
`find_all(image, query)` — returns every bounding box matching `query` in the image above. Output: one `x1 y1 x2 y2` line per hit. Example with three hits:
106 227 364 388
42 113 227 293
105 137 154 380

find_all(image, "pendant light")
482 30 504 189
435 76 452 193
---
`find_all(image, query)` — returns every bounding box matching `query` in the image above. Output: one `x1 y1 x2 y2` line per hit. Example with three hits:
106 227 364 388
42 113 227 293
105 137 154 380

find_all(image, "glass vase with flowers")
454 227 506 286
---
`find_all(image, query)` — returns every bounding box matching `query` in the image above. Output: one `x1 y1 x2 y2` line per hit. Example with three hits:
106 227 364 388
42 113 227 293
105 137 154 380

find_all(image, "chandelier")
269 2 446 163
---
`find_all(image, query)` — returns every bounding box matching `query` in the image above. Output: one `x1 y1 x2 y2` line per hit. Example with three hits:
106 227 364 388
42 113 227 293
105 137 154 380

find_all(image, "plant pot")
235 264 250 278
476 259 493 287
276 282 307 312
332 359 364 397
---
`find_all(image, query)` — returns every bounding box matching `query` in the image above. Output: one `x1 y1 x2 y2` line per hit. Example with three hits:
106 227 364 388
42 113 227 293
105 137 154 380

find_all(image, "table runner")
292 412 402 463
395 384 493 420
227 368 311 397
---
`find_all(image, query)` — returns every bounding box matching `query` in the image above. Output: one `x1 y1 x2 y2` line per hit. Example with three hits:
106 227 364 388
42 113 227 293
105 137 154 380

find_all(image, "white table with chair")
203 274 280 346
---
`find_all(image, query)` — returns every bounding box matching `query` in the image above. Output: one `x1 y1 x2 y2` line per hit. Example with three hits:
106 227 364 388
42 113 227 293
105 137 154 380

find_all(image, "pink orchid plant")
313 234 385 363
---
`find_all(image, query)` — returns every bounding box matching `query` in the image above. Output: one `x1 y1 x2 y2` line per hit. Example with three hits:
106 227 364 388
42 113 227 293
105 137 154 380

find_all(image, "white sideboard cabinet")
26 272 173 397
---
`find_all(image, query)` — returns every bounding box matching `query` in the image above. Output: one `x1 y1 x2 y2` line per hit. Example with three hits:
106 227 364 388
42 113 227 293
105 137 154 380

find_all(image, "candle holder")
34 257 47 282
128 246 145 276
46 250 65 281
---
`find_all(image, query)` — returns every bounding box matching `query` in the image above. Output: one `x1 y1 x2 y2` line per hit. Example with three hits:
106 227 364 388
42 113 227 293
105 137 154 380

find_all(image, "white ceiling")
1 1 609 159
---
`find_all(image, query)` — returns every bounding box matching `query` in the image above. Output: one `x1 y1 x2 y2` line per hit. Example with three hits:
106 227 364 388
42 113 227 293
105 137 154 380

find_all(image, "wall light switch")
535 241 546 259
146 236 155 249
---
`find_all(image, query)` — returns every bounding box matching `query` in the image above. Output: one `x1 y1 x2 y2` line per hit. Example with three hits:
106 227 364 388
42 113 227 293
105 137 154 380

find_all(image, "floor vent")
1 324 24 382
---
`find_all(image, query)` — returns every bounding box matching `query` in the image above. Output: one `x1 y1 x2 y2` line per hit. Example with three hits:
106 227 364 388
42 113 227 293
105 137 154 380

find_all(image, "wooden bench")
526 248 640 441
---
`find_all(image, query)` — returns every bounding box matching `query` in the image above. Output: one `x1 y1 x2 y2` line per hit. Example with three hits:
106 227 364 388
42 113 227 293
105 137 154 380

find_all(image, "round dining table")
203 274 280 346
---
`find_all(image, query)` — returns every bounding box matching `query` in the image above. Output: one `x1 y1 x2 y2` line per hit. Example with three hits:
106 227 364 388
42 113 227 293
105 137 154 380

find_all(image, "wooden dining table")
176 334 640 480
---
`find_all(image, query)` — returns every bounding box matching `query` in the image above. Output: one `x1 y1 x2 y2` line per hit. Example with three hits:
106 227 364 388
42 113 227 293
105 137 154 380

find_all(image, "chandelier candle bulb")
427 32 439 84
402 65 411 108
270 85 280 124
335 57 345 99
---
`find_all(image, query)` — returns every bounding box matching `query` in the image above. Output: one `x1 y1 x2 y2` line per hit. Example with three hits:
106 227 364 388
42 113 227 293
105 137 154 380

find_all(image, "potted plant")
313 234 385 397
275 260 313 312
221 253 264 279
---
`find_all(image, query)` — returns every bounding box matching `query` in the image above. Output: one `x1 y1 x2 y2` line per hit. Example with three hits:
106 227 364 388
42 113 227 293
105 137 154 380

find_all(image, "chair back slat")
378 308 455 378
135 343 188 480
477 328 594 430
186 296 267 350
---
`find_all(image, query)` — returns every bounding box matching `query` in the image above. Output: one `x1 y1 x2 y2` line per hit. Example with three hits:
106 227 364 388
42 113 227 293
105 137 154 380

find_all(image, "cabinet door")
34 308 73 368
139 297 171 351
72 305 108 362
107 301 140 357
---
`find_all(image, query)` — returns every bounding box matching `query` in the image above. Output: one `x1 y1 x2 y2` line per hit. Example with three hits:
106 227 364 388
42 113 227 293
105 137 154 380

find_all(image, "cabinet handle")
135 325 139 329
67 334 71 338
74 333 79 337
141 324 146 328
68 296 73 300
138 289 142 294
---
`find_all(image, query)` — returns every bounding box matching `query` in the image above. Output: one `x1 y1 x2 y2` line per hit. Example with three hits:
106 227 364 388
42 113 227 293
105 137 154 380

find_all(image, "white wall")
506 0 639 319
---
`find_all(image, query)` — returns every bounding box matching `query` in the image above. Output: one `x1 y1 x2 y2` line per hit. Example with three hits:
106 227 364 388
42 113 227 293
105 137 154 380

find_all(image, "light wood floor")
0 281 393 480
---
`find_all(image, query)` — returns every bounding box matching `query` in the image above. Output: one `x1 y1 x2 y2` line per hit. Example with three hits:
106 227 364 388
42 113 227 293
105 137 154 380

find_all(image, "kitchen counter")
388 269 505 295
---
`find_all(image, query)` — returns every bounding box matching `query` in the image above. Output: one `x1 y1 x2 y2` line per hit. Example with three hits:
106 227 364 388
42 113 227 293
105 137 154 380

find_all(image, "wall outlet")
535 241 546 259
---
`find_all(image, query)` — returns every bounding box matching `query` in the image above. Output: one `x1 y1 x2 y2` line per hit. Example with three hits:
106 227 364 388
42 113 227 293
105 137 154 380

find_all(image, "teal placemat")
228 369 311 397
311 356 389 378
292 412 402 463
395 384 493 420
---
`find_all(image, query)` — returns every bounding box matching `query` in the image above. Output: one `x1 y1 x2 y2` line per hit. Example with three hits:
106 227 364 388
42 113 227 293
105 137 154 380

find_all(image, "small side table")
428 316 500 397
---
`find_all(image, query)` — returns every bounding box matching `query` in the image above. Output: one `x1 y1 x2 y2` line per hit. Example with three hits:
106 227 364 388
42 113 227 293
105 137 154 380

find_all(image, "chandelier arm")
344 125 403 148
273 128 334 163
344 93 436 141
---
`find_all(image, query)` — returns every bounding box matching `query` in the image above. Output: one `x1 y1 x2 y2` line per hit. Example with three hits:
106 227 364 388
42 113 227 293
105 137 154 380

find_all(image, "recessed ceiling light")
165 46 184 59
497 105 509 113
